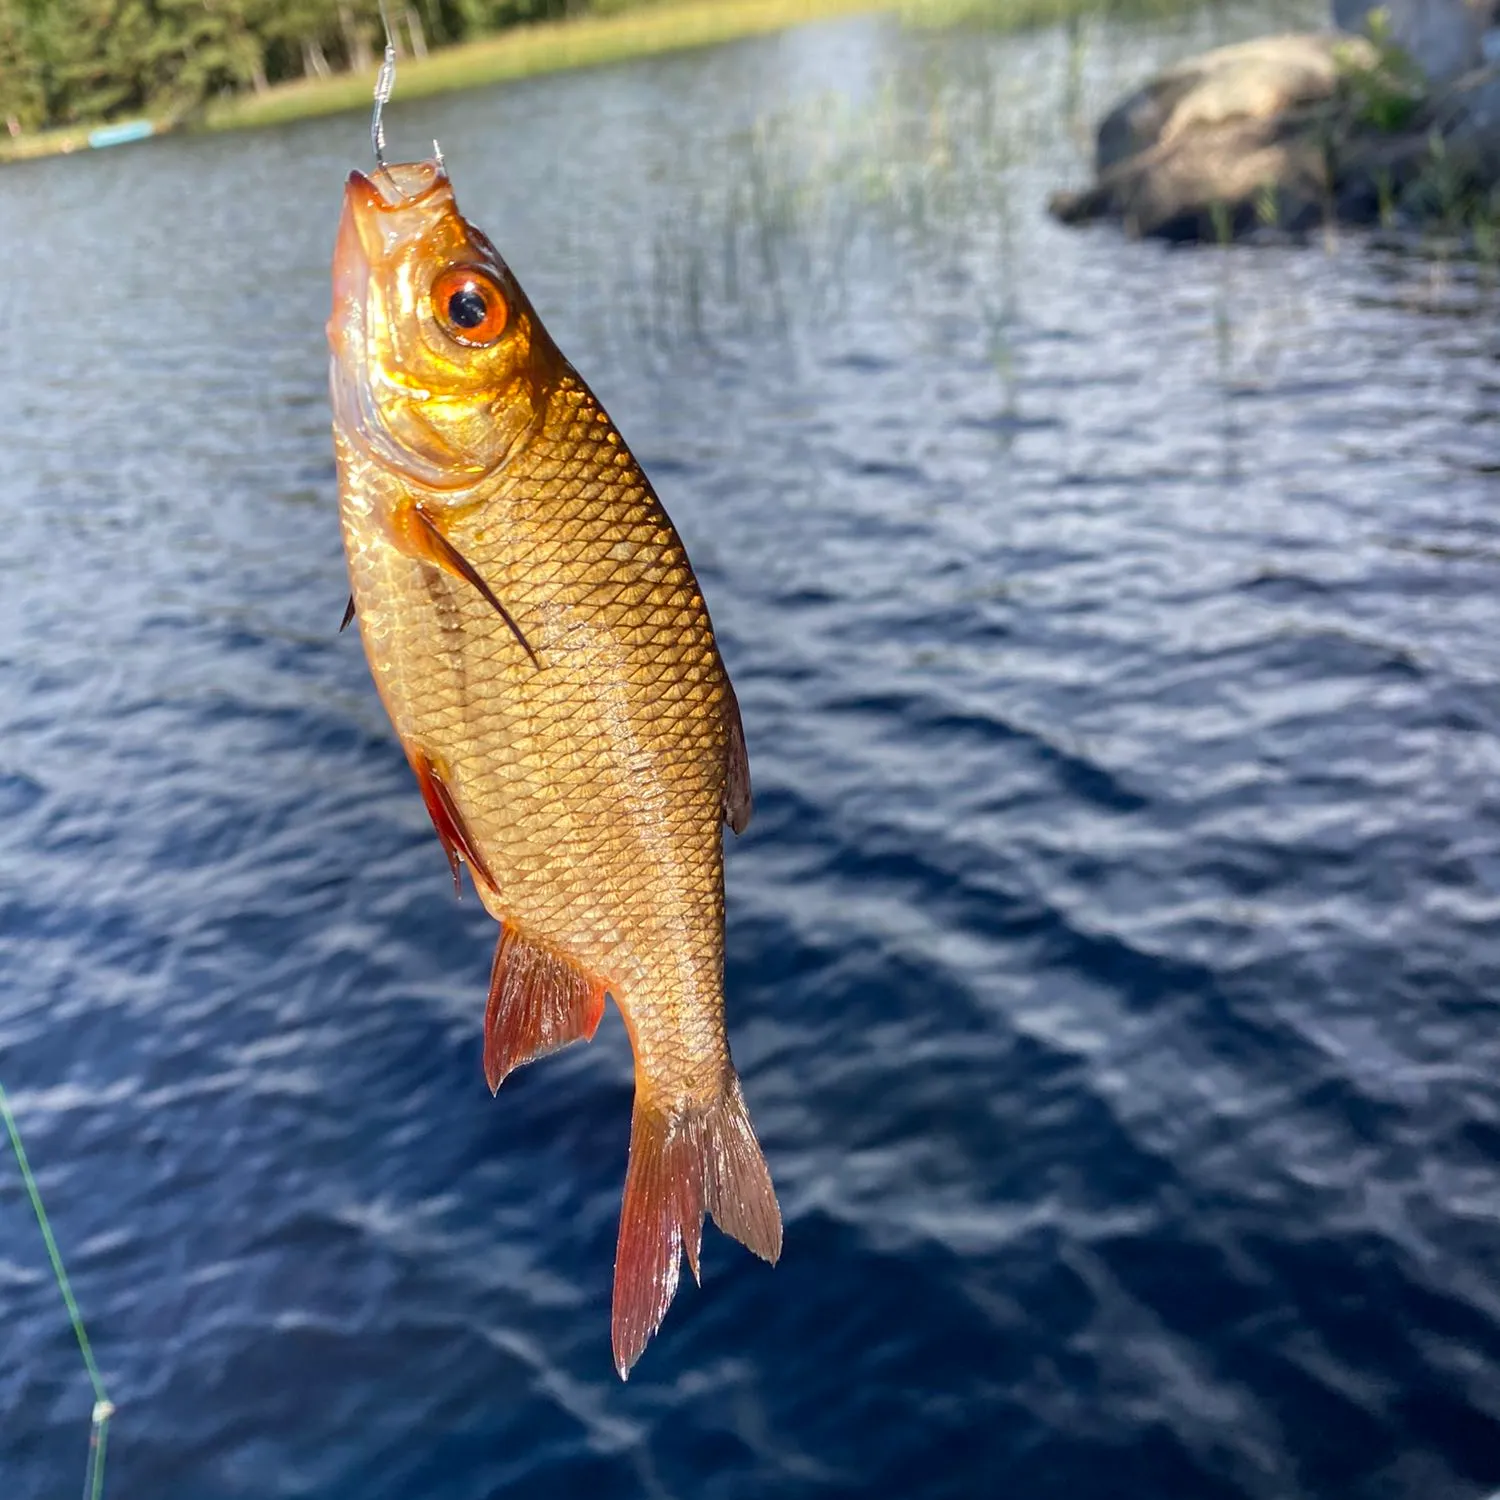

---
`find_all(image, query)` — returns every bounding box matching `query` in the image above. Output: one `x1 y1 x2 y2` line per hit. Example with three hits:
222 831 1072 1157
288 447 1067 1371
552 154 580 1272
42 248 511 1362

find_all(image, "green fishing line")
0 1081 114 1499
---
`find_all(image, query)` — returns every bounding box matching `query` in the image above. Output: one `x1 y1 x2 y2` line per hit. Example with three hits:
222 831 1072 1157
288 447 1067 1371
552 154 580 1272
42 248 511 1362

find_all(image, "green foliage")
0 0 628 133
0 0 48 131
1335 9 1425 134
1474 193 1500 265
2 0 271 126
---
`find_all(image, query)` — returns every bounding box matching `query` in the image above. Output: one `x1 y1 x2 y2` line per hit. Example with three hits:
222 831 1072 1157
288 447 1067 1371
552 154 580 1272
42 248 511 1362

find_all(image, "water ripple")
4 6 1500 1500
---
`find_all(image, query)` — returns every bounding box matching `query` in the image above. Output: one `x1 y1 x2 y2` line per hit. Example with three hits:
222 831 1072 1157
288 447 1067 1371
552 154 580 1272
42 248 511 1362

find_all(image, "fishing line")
371 0 397 170
0 1082 114 1500
370 1 443 176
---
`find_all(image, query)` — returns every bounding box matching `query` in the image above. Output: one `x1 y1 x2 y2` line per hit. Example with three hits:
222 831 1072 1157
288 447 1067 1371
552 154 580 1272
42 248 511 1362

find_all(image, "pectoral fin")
339 594 356 632
392 495 540 668
411 748 496 898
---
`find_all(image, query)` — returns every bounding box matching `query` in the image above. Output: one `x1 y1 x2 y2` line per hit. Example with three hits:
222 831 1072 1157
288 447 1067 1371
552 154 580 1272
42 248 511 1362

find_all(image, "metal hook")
371 0 397 171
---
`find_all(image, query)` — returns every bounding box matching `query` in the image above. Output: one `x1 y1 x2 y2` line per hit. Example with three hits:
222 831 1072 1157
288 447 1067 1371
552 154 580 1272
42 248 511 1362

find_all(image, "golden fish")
327 159 780 1378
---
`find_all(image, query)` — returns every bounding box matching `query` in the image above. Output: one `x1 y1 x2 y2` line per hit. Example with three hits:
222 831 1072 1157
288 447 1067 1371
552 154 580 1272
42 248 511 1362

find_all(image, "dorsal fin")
722 682 752 835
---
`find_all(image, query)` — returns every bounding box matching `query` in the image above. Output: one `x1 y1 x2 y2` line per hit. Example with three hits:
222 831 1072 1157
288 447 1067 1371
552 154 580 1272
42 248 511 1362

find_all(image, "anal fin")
411 749 496 897
484 925 607 1093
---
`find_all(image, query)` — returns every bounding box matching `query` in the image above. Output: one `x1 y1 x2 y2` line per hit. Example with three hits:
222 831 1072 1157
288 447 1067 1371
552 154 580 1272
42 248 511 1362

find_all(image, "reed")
599 28 1047 371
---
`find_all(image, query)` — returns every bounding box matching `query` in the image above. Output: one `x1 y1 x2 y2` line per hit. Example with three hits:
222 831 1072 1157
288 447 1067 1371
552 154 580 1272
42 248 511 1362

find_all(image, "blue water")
4 10 1500 1498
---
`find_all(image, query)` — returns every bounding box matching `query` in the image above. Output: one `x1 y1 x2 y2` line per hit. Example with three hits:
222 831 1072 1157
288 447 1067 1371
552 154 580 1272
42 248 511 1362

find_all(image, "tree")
145 0 268 111
0 0 631 133
0 0 47 133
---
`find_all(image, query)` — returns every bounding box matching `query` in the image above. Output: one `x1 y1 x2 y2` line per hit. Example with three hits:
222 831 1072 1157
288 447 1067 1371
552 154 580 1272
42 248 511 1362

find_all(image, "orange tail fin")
483 926 607 1093
611 1073 781 1379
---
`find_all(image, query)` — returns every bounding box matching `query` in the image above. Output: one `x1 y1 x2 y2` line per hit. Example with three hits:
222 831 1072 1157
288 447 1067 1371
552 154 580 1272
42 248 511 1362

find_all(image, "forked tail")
612 1072 782 1378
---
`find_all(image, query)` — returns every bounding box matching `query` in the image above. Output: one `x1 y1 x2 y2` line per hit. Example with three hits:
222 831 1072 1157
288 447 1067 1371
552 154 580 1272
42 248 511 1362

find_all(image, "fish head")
328 158 557 493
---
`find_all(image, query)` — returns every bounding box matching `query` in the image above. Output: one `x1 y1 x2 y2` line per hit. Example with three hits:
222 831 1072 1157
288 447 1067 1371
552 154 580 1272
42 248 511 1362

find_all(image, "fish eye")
432 266 508 346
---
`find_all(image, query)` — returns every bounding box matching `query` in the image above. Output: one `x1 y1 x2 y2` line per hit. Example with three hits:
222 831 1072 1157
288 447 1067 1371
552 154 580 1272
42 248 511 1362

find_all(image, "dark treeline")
0 0 619 133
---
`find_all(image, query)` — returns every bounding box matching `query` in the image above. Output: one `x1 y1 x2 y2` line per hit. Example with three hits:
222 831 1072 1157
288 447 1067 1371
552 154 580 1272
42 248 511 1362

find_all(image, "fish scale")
328 157 780 1378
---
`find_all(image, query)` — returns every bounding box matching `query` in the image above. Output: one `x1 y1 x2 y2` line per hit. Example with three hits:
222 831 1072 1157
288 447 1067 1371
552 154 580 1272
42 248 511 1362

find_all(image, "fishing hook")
371 0 397 171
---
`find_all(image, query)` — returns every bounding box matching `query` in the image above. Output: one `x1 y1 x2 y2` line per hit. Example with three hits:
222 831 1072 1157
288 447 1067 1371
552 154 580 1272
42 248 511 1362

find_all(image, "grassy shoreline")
208 0 904 133
0 0 899 163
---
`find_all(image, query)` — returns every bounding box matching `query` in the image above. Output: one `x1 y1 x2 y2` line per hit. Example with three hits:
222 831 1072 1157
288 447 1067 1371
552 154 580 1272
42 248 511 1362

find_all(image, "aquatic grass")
1474 191 1500 272
1386 131 1500 262
603 29 1046 371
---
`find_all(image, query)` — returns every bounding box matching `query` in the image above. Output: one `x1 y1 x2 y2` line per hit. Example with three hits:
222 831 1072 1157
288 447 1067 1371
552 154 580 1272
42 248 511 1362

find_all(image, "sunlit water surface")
3 7 1500 1498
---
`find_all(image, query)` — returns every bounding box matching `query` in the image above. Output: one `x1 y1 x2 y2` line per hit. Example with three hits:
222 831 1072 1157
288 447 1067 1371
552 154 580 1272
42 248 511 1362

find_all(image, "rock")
1051 30 1500 244
1333 0 1487 85
1055 112 1333 241
1438 61 1500 172
1095 33 1373 174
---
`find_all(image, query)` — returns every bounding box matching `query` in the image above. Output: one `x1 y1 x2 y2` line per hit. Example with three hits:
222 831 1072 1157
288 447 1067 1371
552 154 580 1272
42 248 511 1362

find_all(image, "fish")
327 158 781 1378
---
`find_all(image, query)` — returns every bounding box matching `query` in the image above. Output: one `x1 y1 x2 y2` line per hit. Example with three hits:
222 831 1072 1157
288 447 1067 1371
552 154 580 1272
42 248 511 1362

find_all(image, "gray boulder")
1095 33 1371 175
1050 28 1500 244
1438 59 1500 170
1333 0 1488 85
1057 111 1334 241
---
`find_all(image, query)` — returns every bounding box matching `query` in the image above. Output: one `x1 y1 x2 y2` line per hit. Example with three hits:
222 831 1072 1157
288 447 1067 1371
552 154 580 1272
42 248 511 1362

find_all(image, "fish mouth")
328 159 483 492
344 161 451 253
362 160 449 206
329 159 451 338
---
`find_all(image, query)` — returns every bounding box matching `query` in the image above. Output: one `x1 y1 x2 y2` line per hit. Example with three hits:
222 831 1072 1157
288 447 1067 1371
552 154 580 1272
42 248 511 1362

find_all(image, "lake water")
3 7 1500 1498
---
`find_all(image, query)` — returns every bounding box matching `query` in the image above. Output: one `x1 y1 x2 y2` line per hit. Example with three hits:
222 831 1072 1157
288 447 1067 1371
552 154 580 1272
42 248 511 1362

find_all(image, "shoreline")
1 0 898 164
